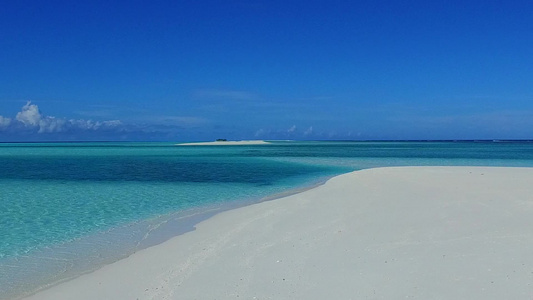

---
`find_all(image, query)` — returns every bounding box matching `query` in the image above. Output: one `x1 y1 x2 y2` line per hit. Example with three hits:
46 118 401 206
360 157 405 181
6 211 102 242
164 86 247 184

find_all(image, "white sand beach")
22 167 533 299
177 140 271 146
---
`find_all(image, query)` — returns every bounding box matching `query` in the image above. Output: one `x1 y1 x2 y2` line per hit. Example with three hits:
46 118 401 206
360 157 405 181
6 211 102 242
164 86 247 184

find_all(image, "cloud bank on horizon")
0 101 315 142
0 102 123 138
1 100 532 142
0 101 327 142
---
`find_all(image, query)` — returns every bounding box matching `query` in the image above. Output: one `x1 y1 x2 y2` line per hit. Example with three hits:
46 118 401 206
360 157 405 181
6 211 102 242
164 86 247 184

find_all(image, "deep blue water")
1 141 532 299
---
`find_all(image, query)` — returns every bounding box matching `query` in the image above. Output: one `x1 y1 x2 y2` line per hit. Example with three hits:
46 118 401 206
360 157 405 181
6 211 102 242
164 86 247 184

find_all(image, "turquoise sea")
1 141 533 299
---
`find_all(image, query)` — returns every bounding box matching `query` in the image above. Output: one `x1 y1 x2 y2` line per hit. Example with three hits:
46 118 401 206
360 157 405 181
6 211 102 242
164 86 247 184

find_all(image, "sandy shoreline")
177 140 271 146
21 166 533 299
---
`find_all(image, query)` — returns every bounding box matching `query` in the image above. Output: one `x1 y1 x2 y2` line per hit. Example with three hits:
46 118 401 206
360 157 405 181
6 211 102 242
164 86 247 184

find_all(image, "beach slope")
23 167 533 299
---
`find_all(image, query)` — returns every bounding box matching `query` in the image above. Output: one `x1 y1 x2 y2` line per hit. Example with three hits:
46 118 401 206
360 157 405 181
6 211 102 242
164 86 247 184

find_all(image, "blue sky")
0 0 532 141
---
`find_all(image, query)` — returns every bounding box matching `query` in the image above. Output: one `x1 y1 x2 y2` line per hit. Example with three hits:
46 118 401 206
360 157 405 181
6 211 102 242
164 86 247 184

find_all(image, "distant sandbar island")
177 140 271 146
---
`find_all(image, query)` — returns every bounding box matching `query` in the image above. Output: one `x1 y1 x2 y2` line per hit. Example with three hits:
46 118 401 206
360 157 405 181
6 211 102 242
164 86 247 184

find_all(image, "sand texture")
22 167 533 299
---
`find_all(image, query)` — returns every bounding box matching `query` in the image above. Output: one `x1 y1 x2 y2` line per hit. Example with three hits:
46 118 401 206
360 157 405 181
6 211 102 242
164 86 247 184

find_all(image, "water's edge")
6 173 337 300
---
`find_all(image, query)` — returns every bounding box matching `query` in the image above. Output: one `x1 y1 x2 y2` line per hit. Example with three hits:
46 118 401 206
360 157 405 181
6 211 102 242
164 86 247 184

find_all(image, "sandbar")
177 140 271 146
21 167 533 299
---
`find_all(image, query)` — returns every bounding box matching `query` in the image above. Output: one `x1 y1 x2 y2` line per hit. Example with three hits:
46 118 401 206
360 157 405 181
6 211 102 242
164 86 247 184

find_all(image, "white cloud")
69 119 122 131
304 126 313 136
38 116 66 133
3 101 124 134
14 101 67 133
287 125 297 133
99 120 122 127
0 116 12 130
16 101 41 127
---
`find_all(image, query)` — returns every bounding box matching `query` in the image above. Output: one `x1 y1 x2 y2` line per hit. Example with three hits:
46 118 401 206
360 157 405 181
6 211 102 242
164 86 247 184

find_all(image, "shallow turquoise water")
1 141 533 298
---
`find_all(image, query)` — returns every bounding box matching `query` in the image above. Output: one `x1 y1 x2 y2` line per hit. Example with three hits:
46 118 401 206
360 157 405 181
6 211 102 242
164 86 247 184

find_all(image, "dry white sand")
177 140 271 146
22 167 533 299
